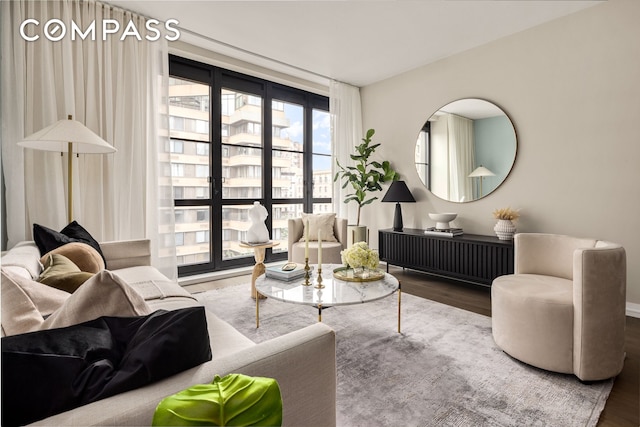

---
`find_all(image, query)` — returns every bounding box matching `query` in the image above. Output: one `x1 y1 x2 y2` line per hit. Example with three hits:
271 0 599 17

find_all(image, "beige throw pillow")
1 267 69 319
1 268 151 336
42 270 151 330
40 242 105 273
1 269 46 336
299 213 337 242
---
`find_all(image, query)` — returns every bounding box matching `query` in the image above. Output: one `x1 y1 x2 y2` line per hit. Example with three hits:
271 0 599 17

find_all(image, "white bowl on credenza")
428 213 457 230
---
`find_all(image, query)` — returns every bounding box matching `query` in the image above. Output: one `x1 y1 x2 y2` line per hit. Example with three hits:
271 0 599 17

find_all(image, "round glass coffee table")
255 264 401 332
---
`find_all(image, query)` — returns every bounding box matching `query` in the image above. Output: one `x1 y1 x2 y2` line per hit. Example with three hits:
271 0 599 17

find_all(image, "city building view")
168 77 332 268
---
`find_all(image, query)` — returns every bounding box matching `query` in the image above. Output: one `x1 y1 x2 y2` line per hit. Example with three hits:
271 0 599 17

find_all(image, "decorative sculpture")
247 201 269 243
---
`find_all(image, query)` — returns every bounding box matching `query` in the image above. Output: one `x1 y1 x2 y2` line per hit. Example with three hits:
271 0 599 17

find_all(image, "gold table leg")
398 281 402 334
251 247 267 300
256 290 260 328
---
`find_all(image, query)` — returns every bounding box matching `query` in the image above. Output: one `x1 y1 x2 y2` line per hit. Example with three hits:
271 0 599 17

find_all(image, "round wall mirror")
414 98 517 203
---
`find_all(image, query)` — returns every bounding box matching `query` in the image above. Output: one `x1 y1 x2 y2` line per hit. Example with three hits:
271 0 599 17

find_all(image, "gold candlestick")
315 266 324 289
302 257 311 286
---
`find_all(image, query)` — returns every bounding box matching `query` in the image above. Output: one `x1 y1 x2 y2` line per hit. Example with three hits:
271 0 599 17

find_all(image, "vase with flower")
493 207 520 240
334 242 384 282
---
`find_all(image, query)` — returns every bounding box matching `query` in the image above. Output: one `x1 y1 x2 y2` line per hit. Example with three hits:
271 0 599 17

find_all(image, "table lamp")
18 115 116 222
381 180 415 232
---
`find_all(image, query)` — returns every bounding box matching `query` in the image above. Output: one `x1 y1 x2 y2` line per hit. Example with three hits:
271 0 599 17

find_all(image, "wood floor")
188 266 640 426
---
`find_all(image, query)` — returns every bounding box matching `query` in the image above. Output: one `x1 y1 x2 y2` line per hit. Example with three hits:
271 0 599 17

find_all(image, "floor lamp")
18 115 116 223
468 165 495 199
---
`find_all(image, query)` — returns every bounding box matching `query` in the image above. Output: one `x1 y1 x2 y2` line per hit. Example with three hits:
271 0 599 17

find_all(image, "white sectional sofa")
1 239 337 426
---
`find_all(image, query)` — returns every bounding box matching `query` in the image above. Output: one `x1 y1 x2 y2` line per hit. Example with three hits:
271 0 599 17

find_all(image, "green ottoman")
153 374 282 426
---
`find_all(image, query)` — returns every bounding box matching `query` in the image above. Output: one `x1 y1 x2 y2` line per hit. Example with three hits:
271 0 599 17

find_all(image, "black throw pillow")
1 307 212 427
33 221 107 266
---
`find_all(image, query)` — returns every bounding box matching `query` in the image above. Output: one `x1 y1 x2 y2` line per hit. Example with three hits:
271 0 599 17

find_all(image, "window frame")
169 55 331 277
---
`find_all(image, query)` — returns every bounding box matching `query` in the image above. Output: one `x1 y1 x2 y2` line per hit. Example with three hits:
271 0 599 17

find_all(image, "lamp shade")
18 115 116 223
382 181 416 203
468 166 495 178
18 116 116 154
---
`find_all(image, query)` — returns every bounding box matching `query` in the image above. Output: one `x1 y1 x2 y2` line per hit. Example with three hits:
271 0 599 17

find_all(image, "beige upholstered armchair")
288 214 347 265
492 233 626 381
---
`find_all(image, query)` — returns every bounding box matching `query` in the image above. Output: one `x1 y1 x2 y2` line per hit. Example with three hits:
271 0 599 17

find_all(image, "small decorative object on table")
247 201 269 243
334 242 385 282
428 212 458 230
316 231 324 288
493 207 520 240
424 227 463 237
265 263 309 281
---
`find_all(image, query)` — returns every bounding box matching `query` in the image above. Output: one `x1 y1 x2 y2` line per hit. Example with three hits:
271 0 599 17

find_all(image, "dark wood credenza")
378 228 514 287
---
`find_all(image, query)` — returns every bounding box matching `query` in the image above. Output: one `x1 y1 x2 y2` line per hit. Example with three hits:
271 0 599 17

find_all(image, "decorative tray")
332 267 386 282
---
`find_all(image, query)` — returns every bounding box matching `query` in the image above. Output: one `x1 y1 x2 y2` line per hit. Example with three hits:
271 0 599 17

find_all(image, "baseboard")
626 302 640 318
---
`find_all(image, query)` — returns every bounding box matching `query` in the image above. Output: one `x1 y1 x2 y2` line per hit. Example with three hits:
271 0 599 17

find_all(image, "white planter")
347 225 368 247
494 219 516 240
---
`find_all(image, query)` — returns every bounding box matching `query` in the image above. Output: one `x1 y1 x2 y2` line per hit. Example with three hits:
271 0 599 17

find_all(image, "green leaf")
361 197 378 206
153 374 283 427
365 128 375 139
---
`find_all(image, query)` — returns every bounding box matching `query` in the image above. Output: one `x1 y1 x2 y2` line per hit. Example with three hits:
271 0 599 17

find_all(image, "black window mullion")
211 68 223 271
171 55 329 277
263 84 275 262
304 102 314 213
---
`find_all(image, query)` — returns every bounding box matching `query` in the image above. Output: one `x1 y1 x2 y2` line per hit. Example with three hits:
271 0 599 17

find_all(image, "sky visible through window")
282 104 332 170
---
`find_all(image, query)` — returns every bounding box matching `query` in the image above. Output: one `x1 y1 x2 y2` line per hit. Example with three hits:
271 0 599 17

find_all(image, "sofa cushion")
1 307 212 427
38 253 95 293
299 213 337 242
0 241 43 279
40 242 105 273
113 266 195 301
34 221 107 267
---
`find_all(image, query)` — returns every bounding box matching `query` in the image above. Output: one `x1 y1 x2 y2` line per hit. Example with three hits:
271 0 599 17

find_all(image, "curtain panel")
446 114 475 203
329 80 362 225
0 0 177 279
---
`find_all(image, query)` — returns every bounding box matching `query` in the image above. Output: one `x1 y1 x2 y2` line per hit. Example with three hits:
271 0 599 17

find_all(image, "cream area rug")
196 283 613 427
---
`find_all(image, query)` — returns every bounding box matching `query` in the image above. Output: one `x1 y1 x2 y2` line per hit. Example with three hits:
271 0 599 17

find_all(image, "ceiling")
107 0 603 87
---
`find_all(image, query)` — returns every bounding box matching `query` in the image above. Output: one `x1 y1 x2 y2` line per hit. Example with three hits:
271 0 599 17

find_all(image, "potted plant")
334 129 399 243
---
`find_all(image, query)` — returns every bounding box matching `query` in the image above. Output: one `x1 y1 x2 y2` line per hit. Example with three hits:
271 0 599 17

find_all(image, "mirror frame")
415 98 517 203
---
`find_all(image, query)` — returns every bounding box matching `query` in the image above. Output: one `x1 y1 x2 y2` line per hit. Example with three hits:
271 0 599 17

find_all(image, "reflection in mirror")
415 99 516 203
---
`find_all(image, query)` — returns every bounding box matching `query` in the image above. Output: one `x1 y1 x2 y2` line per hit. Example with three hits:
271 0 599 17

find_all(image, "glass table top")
255 264 399 307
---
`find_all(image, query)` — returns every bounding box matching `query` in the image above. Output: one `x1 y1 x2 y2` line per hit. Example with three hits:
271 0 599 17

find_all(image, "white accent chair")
287 216 347 265
492 233 626 381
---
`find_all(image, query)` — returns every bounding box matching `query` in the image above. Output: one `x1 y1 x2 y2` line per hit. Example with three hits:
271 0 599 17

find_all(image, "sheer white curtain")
1 0 176 279
330 80 362 224
446 114 475 203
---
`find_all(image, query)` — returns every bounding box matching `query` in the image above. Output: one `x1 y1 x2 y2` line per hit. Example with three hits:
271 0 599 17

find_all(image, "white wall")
360 0 640 307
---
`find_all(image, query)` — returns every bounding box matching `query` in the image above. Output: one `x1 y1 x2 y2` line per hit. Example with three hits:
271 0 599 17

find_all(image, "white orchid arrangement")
341 242 380 270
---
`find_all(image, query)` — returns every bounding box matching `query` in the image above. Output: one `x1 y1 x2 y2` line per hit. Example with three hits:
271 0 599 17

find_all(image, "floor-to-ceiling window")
168 55 331 276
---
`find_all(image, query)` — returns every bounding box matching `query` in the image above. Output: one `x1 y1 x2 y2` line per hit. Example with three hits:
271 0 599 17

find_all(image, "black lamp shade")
382 181 415 232
382 181 416 203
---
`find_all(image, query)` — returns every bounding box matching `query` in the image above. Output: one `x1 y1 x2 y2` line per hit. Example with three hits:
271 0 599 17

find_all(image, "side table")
239 241 280 299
